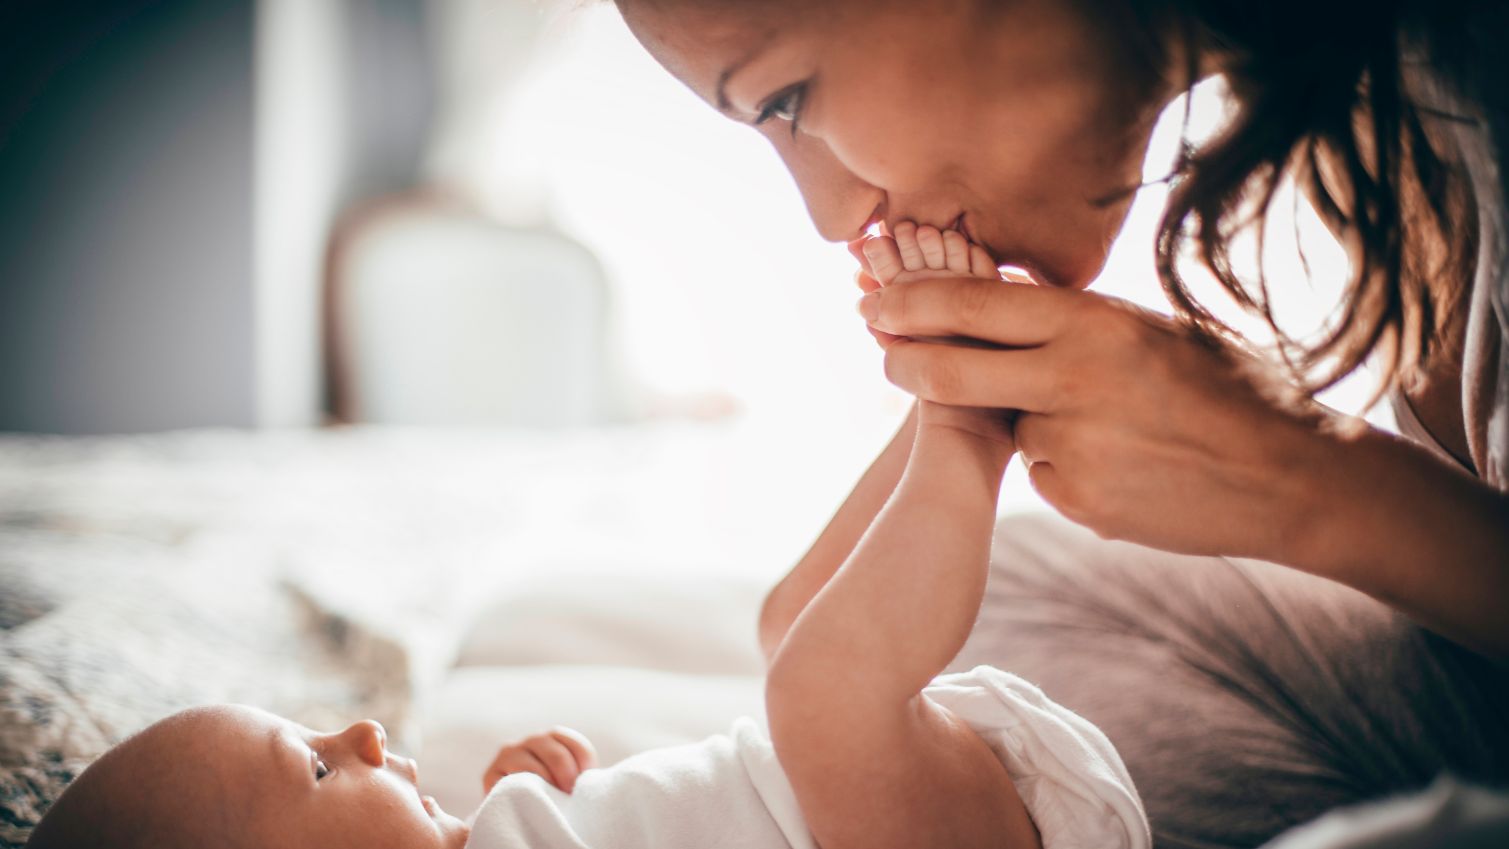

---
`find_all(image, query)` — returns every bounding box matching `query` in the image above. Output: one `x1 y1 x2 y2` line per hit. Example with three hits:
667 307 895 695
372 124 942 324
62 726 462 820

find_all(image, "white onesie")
465 665 1150 849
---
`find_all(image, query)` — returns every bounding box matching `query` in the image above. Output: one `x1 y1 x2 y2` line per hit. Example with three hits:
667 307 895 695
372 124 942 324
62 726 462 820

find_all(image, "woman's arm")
757 402 917 663
1295 425 1509 658
764 404 1039 849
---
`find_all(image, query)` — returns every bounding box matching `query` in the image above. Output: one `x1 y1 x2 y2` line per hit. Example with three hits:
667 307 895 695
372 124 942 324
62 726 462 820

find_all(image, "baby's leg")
765 390 1035 849
758 223 1002 661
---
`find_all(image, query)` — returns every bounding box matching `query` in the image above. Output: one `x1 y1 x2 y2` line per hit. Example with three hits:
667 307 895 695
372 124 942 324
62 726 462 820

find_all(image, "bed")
10 423 1501 848
0 419 916 844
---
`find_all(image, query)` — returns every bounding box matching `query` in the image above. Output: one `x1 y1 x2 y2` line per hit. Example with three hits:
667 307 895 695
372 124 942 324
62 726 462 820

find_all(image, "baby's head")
27 704 470 849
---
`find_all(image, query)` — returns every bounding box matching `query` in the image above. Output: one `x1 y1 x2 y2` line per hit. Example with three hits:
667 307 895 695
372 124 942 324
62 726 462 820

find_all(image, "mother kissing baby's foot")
858 221 1007 348
862 220 1001 288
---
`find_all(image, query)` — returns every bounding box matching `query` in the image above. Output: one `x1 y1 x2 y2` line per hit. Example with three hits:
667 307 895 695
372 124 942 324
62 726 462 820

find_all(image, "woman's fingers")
1012 411 1053 466
1025 461 1081 523
867 325 903 347
860 275 1078 347
882 339 1061 412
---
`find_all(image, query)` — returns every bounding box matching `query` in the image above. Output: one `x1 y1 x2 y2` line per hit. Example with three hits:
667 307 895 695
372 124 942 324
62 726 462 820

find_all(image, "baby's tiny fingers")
549 726 599 771
527 736 584 793
483 749 551 792
969 245 997 279
943 229 971 274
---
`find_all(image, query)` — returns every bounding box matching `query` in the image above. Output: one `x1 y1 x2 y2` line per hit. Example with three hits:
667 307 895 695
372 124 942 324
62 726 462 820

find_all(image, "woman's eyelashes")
755 82 808 137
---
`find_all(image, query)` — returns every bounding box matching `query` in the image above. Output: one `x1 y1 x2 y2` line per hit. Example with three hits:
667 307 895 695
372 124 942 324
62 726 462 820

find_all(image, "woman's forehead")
621 3 779 81
619 0 832 102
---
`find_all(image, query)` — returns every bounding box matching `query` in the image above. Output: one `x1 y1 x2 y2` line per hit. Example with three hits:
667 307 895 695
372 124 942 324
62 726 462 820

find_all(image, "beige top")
1398 12 1509 493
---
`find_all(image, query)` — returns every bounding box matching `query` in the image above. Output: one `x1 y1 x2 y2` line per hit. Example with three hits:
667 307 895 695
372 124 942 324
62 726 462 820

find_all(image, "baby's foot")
860 222 1000 348
861 221 999 288
860 224 1016 450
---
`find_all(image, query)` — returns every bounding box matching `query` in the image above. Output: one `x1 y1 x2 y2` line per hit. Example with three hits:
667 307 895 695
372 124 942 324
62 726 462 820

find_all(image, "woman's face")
620 0 1172 289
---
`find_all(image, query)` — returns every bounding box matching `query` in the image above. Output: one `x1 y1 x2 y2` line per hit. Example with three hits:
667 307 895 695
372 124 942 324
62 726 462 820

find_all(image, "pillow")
454 567 767 677
416 664 766 816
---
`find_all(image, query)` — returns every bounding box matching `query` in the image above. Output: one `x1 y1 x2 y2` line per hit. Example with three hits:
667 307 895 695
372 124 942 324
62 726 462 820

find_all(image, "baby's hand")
482 727 598 794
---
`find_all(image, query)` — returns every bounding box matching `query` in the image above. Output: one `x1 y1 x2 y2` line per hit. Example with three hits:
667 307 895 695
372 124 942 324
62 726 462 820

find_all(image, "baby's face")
208 706 471 849
100 705 473 849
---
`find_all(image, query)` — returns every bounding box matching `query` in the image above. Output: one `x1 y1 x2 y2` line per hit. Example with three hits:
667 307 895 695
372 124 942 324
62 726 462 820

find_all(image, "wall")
0 0 257 433
255 0 434 428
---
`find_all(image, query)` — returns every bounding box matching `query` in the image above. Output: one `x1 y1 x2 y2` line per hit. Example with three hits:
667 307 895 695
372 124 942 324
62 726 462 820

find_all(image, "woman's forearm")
758 403 918 663
1291 425 1509 658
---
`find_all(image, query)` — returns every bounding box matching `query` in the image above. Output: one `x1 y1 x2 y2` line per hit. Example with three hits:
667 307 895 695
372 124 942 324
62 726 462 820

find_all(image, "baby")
27 226 1149 849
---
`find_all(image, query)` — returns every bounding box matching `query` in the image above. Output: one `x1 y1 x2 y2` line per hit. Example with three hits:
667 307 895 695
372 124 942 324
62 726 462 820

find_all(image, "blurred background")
0 0 1379 439
0 1 1393 842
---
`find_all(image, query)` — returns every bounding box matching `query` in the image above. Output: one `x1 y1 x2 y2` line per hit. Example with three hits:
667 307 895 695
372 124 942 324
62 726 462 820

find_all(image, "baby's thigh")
949 512 1509 849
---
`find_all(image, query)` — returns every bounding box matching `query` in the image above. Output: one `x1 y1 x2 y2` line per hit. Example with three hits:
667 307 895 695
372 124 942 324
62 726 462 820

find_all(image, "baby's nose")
343 719 388 766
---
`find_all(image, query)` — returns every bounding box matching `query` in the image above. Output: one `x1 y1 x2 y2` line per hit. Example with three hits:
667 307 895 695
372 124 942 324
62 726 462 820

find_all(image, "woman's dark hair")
1121 0 1494 395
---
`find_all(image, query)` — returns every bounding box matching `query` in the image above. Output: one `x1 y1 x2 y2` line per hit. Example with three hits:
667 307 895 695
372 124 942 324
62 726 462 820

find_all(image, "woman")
615 0 1508 846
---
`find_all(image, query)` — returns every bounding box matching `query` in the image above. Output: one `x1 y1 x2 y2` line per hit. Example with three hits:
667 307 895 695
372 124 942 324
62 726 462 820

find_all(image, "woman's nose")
775 135 885 243
338 719 388 768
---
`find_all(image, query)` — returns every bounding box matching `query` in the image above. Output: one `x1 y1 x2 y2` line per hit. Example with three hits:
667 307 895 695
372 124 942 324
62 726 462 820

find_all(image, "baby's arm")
765 402 1039 849
758 403 918 662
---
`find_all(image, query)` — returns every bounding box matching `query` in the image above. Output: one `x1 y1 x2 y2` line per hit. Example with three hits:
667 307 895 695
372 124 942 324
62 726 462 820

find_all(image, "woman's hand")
859 274 1339 564
482 727 598 794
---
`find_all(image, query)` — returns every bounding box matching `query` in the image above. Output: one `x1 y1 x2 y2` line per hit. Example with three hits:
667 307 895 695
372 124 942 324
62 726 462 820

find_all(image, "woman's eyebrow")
714 34 780 116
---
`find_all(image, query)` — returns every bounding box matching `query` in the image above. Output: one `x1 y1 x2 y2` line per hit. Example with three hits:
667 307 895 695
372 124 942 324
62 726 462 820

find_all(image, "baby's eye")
314 758 331 781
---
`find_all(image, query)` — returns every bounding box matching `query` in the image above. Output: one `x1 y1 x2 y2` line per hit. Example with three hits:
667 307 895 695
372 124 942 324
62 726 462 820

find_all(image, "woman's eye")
755 83 807 136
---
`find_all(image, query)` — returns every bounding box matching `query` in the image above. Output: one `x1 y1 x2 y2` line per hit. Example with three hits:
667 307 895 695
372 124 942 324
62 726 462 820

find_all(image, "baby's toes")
915 225 947 269
969 244 998 279
892 220 926 271
943 229 972 274
861 236 905 286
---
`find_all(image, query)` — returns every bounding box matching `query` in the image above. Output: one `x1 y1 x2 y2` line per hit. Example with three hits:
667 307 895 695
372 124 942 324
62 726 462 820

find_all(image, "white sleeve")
924 665 1152 849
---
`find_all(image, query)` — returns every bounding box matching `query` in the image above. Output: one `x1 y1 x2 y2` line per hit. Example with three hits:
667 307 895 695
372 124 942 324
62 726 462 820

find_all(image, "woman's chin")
994 254 1098 291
